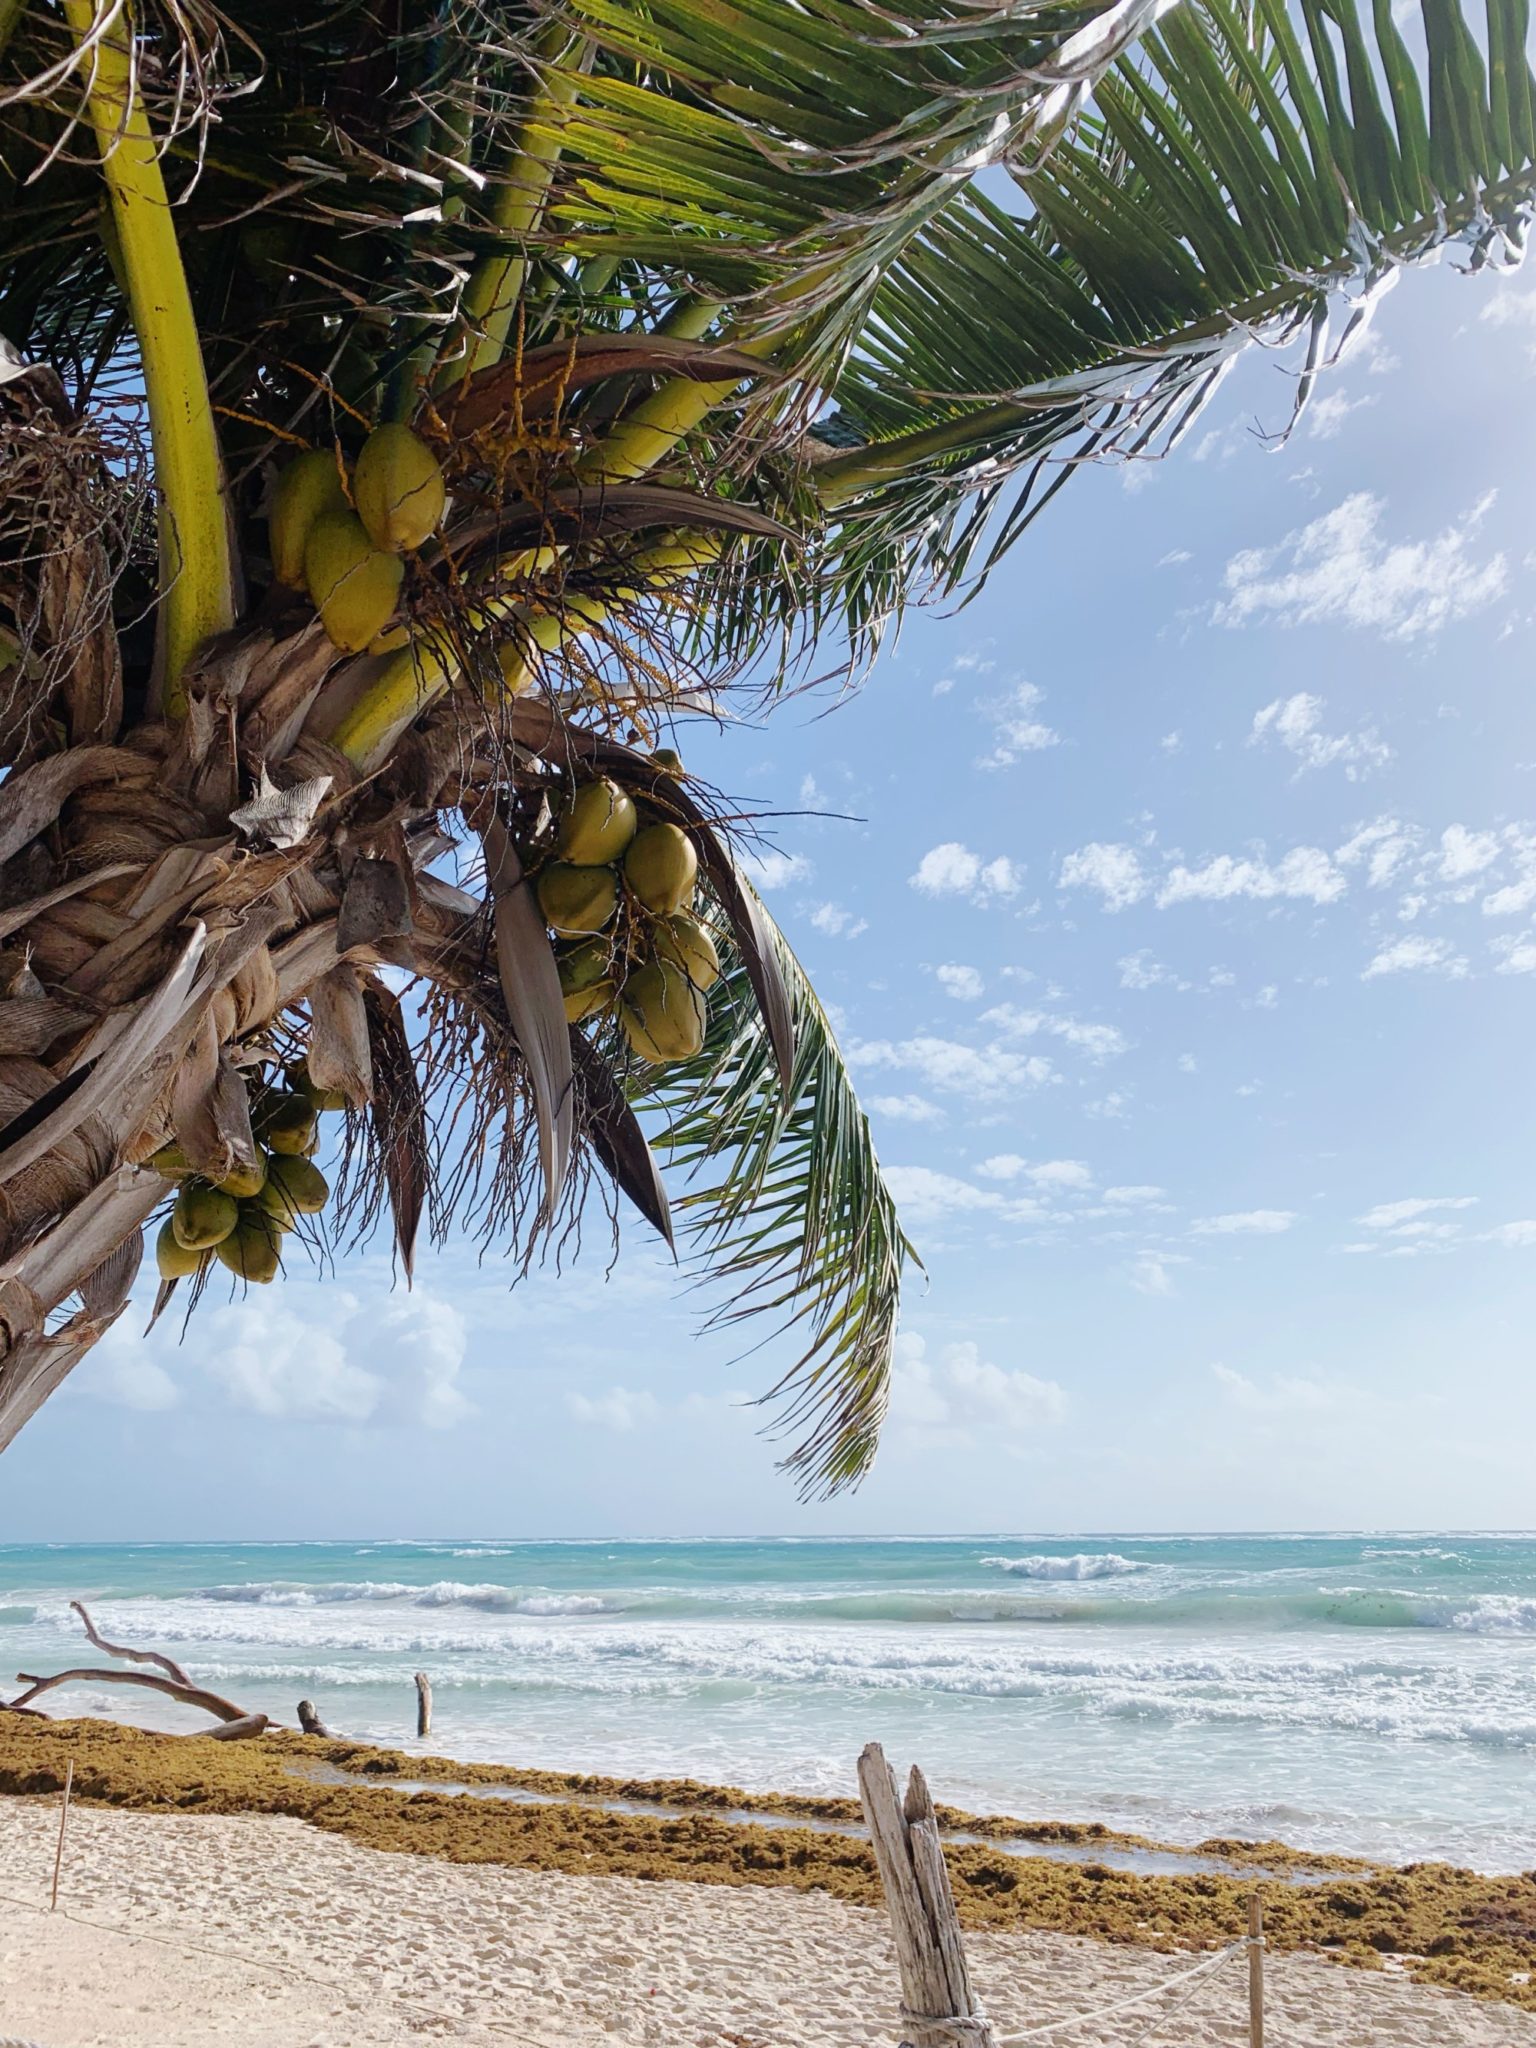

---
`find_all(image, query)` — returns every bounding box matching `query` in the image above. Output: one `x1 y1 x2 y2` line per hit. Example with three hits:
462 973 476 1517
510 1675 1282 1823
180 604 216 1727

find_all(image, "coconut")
624 824 698 916
216 1214 283 1284
284 1058 348 1114
650 748 685 779
259 1153 329 1220
620 960 707 1063
171 1182 239 1251
558 939 616 1022
155 1218 207 1280
352 423 446 553
303 510 404 652
556 779 638 866
254 1091 319 1157
216 1156 267 1200
268 447 349 589
149 1142 194 1181
653 911 720 990
537 863 618 936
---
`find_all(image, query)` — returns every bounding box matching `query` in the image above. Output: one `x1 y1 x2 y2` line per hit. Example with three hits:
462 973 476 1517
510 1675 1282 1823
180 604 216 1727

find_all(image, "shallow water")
4 1533 1534 1870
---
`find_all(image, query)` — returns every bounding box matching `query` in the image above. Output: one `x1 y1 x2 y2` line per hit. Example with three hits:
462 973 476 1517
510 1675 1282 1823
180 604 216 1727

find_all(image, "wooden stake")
858 1743 997 2048
50 1759 73 1912
1248 1893 1265 2048
414 1671 432 1739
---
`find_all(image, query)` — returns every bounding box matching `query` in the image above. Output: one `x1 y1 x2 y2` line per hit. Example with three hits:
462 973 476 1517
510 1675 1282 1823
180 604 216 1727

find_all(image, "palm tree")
0 0 1529 1492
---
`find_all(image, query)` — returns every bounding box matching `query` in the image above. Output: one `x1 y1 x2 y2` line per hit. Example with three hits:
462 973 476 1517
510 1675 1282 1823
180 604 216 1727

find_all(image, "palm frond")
632 891 918 1498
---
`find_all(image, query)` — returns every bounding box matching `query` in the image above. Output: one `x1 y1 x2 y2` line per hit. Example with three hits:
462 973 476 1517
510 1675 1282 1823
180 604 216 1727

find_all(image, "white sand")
0 1800 1530 2048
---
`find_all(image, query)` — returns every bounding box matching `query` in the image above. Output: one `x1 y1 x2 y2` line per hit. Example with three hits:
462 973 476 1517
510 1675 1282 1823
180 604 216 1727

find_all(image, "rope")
901 1935 1254 2044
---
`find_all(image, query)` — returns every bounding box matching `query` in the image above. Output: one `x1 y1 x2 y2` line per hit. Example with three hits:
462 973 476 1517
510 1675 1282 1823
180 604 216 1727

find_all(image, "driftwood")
205 1713 270 1742
12 1598 258 1730
858 1743 998 2048
414 1671 432 1738
297 1698 333 1737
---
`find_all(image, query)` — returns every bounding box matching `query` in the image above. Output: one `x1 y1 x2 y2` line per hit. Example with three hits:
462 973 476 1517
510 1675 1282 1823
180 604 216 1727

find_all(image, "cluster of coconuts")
267 424 446 652
152 1063 340 1285
536 771 719 1063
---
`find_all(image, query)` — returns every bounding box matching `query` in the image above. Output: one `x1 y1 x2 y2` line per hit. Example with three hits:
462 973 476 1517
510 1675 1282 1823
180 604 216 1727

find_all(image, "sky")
5 254 1536 1540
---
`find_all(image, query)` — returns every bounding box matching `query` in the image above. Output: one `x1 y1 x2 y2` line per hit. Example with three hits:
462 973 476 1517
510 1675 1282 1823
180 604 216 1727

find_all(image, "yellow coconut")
148 1142 194 1181
284 1058 348 1114
155 1219 207 1280
269 447 349 589
536 863 618 937
653 911 720 990
352 423 446 553
624 823 698 916
556 779 638 866
620 960 707 1063
260 1153 330 1220
216 1214 283 1284
304 510 404 653
171 1182 239 1251
254 1091 318 1157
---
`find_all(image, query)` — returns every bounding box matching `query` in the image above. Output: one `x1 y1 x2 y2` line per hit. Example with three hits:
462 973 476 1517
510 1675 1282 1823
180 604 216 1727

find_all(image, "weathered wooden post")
414 1670 432 1739
297 1698 333 1737
1248 1893 1265 2048
858 1743 998 2048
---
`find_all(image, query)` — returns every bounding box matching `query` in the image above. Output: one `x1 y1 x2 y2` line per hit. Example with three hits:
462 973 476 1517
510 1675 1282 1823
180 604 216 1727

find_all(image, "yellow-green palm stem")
573 301 759 485
331 536 720 771
0 0 26 64
437 46 580 391
62 0 234 714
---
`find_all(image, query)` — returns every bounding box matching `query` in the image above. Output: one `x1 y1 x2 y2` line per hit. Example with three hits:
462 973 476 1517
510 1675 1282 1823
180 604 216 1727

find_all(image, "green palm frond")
804 0 1536 622
631 893 917 1498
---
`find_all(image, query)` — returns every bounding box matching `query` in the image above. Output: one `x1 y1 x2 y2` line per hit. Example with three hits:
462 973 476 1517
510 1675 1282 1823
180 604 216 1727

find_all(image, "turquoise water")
3 1533 1534 1870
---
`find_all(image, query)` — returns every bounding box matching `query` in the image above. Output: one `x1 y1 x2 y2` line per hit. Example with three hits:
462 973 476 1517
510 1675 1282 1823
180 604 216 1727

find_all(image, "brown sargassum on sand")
1 1718 1533 2013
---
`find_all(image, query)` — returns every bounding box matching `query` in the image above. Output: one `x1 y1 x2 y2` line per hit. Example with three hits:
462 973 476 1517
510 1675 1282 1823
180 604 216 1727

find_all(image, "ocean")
3 1534 1533 1873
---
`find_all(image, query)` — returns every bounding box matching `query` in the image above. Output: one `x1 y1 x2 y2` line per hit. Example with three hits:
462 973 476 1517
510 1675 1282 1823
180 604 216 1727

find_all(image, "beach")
3 1794 1533 2048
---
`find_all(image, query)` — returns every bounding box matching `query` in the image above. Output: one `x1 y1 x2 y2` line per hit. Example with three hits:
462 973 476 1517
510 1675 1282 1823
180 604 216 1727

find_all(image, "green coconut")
148 1142 194 1181
557 939 617 1022
155 1219 208 1280
650 748 685 779
352 423 446 553
556 779 638 866
171 1182 239 1251
254 1091 319 1157
258 1153 330 1221
304 510 404 653
216 1156 268 1200
284 1058 349 1114
216 1214 283 1284
624 824 698 916
268 447 349 589
620 959 707 1063
653 911 720 990
537 863 618 937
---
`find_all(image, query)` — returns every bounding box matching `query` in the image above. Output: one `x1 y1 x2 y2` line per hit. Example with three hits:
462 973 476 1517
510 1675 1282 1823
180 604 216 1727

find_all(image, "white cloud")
1119 950 1178 990
1192 1210 1296 1236
1058 842 1146 911
869 1094 944 1124
891 1334 1066 1444
809 900 867 940
1438 824 1500 880
851 1034 1055 1096
1212 1363 1337 1414
1213 491 1506 640
1487 1220 1536 1247
741 849 810 891
1249 693 1390 780
1158 847 1345 908
1304 391 1377 441
935 963 985 1002
1358 1196 1477 1232
910 843 1022 902
1335 819 1417 889
1492 932 1536 974
1362 934 1468 980
1130 1251 1186 1296
1157 551 1191 568
1160 731 1183 754
567 1386 660 1431
976 682 1059 769
977 1155 1092 1190
982 1004 1127 1063
1481 286 1536 359
1104 1185 1168 1206
882 1168 1031 1224
86 1326 180 1413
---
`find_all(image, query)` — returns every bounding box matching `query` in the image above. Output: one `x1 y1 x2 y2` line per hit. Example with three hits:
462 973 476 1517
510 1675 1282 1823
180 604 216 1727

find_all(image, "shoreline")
1 1716 1534 2016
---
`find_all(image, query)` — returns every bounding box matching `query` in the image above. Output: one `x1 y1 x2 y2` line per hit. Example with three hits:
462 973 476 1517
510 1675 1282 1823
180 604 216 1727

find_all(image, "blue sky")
5 256 1536 1541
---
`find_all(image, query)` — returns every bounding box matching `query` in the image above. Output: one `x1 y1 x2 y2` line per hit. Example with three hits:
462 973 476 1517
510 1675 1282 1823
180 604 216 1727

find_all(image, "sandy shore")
0 1799 1530 2048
